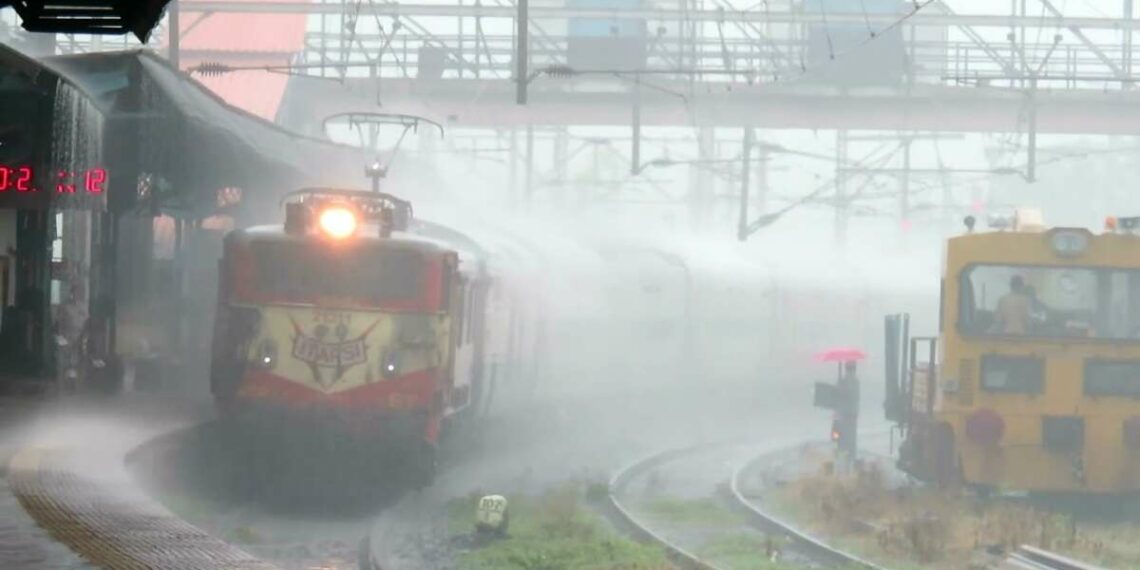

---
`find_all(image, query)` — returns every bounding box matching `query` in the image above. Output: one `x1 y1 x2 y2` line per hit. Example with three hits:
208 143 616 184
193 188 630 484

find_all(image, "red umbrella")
813 346 867 363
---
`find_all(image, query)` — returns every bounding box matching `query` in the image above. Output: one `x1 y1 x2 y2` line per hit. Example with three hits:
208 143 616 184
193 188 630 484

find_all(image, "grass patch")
448 484 670 570
642 497 745 527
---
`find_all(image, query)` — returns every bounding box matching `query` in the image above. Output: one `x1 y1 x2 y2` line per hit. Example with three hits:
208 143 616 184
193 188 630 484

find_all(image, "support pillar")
524 124 534 207
630 78 641 175
553 127 568 207
516 0 528 104
588 142 600 204
168 0 180 70
508 128 518 206
754 137 768 217
939 165 952 235
1126 0 1134 83
900 136 912 232
1027 79 1038 183
835 130 849 246
688 127 713 231
736 128 753 242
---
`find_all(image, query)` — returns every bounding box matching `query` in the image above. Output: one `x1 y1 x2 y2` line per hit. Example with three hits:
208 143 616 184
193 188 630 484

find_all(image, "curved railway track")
728 446 886 570
606 444 723 570
1004 545 1108 570
606 440 883 570
723 444 1109 570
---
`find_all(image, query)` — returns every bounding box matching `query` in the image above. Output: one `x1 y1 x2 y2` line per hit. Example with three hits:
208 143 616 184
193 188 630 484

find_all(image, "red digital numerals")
0 166 34 192
0 165 107 195
85 168 106 194
55 168 107 194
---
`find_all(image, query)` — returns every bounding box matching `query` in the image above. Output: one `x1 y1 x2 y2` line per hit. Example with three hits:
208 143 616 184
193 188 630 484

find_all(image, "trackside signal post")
814 361 861 470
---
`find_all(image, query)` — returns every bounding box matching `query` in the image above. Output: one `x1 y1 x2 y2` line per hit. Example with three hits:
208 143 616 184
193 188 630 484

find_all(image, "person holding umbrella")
814 347 865 472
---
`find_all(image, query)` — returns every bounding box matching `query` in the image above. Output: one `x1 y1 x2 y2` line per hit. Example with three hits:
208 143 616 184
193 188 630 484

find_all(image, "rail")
728 447 889 570
608 441 893 570
1004 545 1108 570
605 444 723 570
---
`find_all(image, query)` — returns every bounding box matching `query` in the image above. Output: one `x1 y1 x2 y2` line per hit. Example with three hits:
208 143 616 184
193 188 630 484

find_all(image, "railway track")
606 444 724 570
728 446 886 570
726 445 1112 570
1003 545 1108 570
606 441 882 570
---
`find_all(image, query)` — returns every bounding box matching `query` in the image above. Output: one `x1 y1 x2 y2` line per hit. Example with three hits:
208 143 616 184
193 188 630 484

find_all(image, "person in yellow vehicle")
991 275 1031 335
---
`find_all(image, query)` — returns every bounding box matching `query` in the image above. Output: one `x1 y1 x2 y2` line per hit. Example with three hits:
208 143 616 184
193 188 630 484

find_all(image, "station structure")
1 0 1140 390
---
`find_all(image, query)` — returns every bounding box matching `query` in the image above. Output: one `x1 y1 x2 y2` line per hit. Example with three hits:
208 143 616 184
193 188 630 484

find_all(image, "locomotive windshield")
959 264 1140 340
250 241 423 304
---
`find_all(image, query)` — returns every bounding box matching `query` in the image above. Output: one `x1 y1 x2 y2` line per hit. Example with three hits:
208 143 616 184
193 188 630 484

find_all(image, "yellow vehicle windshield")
958 263 1140 341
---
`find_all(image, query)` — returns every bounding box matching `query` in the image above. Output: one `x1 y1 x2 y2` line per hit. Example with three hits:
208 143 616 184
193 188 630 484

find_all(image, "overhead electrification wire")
818 0 836 60
858 0 875 37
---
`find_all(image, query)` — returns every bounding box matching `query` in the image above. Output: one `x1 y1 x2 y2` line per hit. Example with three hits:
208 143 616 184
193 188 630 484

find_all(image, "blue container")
567 0 645 38
565 0 647 71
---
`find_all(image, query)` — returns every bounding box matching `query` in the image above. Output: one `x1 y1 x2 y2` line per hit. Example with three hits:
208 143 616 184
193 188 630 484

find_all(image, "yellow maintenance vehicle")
887 210 1140 494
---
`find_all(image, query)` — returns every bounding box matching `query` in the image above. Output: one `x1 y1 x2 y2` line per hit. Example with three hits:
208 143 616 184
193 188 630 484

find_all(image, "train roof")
228 223 486 267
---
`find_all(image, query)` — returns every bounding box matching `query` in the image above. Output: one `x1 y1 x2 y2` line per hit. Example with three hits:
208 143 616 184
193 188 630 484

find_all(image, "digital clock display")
0 165 107 195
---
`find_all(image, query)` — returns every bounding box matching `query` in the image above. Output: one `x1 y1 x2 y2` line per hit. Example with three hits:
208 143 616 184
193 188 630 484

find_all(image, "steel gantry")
9 0 1140 241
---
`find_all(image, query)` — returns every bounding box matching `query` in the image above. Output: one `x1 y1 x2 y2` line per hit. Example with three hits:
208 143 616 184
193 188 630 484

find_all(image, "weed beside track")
759 446 1140 569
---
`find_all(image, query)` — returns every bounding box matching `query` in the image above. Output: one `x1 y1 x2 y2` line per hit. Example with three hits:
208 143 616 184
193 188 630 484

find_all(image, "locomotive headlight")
257 338 278 369
381 349 401 378
318 206 358 240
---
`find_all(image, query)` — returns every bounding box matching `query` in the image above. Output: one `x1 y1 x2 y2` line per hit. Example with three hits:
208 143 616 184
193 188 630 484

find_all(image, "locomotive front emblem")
289 314 381 388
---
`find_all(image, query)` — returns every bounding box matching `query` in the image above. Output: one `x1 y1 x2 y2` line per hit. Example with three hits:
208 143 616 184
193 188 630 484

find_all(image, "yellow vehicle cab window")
958 264 1140 340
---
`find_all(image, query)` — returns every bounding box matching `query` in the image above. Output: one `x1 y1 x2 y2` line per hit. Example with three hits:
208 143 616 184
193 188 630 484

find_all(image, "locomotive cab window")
250 241 424 304
959 264 1140 341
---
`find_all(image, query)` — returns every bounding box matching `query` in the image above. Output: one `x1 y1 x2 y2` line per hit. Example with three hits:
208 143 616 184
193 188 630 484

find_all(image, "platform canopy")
1 0 172 41
0 44 380 219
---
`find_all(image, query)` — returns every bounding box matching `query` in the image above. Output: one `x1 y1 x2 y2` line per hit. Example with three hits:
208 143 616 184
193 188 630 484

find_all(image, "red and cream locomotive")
209 188 512 484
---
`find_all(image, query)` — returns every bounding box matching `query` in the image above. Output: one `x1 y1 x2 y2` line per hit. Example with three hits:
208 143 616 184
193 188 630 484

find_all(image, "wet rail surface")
728 444 887 570
606 443 736 570
1004 545 1109 570
607 440 844 570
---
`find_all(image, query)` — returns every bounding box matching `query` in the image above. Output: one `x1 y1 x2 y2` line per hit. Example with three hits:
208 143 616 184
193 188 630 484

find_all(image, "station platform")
0 393 276 569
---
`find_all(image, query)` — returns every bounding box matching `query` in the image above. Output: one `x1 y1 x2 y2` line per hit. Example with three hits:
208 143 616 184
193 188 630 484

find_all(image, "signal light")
830 420 841 442
318 206 358 240
1106 216 1140 232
